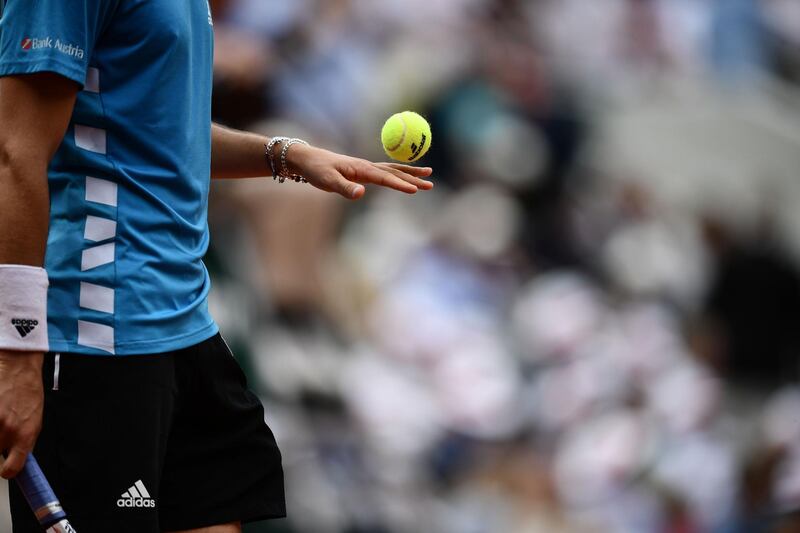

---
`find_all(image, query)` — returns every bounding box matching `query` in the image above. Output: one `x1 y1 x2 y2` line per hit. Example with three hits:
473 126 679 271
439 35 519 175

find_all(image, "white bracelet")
265 136 290 179
265 137 310 184
0 265 49 352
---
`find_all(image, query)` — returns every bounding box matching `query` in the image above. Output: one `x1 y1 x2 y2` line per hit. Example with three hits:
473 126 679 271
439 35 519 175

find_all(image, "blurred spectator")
701 215 800 388
198 1 800 532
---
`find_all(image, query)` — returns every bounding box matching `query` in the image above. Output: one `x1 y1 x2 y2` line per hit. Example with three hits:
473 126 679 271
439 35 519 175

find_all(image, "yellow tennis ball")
381 111 432 162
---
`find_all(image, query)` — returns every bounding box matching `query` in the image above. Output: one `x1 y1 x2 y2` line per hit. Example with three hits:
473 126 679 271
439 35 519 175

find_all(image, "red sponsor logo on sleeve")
21 38 32 50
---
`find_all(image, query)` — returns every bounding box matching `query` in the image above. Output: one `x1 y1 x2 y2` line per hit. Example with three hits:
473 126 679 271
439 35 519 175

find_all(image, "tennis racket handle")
46 520 77 533
16 454 74 531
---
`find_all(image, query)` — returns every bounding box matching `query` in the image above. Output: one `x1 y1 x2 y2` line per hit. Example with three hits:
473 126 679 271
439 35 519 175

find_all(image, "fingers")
383 163 433 178
377 164 435 190
308 155 434 198
344 162 419 194
1 447 29 479
317 171 365 200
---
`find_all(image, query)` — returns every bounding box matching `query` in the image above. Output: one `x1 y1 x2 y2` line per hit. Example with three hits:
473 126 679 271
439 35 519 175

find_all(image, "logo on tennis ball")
409 134 428 162
21 38 32 50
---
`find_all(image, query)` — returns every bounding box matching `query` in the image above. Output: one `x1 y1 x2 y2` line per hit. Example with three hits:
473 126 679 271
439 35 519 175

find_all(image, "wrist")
284 141 313 176
0 266 49 353
265 137 286 177
265 137 311 183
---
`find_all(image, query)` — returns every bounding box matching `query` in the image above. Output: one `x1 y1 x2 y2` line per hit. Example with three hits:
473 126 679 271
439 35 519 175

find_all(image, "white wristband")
0 265 49 352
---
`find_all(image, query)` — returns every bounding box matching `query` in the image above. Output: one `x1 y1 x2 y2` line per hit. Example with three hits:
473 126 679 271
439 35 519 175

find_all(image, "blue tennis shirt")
0 0 218 355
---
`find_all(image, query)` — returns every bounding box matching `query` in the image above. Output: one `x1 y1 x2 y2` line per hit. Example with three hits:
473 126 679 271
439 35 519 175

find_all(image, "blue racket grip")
16 454 76 532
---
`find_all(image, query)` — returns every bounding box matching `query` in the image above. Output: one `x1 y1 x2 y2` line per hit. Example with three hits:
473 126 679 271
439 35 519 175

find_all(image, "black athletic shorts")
9 333 286 532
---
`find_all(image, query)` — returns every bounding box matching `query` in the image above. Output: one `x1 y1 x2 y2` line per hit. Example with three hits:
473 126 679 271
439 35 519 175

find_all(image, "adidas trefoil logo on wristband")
11 318 38 338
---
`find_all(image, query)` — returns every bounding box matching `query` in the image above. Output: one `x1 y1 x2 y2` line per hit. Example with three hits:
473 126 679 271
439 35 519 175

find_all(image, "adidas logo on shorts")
117 480 156 508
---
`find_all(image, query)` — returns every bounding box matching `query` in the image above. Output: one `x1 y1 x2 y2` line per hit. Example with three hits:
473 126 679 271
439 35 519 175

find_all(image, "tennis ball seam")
385 114 407 152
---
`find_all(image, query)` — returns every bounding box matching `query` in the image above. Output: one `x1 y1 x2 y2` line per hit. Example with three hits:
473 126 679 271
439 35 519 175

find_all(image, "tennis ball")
381 111 432 162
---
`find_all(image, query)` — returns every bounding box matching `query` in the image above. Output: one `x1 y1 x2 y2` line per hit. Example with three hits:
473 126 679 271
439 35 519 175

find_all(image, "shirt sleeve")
0 0 118 87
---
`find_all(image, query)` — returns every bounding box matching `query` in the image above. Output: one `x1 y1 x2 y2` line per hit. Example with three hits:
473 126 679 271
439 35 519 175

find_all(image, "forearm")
210 123 271 180
0 154 45 476
0 151 49 266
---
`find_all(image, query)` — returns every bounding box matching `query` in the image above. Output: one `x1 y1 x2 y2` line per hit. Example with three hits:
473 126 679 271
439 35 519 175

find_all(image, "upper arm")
0 73 77 265
0 73 79 168
0 0 116 165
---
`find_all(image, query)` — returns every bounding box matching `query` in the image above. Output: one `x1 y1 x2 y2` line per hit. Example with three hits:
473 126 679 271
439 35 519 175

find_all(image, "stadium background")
3 0 800 531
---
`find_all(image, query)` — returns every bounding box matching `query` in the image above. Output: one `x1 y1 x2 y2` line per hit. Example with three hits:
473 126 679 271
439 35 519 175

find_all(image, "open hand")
286 144 434 200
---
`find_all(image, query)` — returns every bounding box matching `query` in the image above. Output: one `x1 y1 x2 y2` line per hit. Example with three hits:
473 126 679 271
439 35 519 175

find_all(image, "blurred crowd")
205 1 800 532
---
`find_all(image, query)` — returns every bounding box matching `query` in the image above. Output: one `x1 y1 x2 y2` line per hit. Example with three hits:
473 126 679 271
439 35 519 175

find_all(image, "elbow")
0 138 46 180
0 139 50 204
0 138 12 172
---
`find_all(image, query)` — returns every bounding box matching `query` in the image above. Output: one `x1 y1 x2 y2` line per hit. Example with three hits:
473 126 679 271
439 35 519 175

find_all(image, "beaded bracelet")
264 136 289 181
279 138 310 183
264 137 310 184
